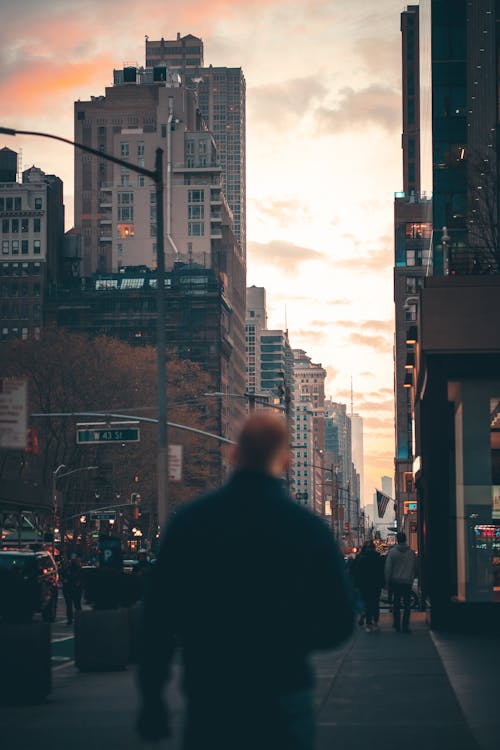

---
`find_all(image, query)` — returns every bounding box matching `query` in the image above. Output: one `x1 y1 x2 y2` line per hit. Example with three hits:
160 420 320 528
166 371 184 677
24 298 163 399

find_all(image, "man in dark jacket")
353 541 385 632
137 413 354 749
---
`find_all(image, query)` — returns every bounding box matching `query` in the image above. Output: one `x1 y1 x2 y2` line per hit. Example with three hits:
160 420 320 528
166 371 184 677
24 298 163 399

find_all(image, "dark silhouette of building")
0 149 64 341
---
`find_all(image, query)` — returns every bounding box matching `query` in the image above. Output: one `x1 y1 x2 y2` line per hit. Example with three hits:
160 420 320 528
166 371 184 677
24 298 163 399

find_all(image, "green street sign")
76 427 140 445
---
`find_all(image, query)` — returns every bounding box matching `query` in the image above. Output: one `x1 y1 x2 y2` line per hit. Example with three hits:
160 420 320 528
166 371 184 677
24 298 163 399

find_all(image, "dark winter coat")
353 549 385 593
138 470 354 705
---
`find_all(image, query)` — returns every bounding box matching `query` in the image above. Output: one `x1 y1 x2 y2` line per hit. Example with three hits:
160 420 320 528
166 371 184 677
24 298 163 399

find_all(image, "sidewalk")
0 612 494 749
315 613 480 750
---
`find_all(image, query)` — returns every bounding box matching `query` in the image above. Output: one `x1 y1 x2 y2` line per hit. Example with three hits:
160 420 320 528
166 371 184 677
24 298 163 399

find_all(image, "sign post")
0 378 28 449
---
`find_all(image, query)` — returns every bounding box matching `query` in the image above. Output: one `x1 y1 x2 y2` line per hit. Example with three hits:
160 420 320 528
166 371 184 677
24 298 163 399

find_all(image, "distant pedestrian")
62 554 82 625
385 532 418 633
353 541 384 632
137 413 354 749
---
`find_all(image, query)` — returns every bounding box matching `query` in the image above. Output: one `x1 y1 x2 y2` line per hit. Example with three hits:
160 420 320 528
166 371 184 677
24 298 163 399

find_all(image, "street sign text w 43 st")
76 427 140 445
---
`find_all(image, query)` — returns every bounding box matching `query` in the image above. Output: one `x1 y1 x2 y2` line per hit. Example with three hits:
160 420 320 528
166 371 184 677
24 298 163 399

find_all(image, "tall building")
145 35 246 254
245 285 267 395
0 149 64 341
419 0 500 275
403 0 500 631
325 400 361 542
351 413 365 508
74 71 236 276
293 350 326 514
394 5 432 535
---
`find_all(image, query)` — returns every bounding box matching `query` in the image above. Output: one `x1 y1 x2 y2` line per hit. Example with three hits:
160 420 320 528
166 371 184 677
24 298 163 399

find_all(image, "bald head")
235 413 290 476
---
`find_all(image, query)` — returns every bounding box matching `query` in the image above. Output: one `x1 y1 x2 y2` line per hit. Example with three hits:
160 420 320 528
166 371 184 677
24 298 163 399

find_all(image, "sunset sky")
0 0 408 507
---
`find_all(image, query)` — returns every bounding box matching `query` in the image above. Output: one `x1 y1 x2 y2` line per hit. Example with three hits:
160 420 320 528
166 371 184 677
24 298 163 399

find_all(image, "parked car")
0 548 59 623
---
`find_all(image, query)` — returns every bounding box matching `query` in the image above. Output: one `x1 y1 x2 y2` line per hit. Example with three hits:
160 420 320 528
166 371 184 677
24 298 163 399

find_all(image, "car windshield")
0 554 36 572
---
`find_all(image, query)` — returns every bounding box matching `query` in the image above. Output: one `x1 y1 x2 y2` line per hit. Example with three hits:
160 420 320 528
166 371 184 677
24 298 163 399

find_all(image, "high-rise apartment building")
245 285 267 395
74 71 236 276
394 5 432 535
145 35 246 254
292 350 326 514
0 148 64 341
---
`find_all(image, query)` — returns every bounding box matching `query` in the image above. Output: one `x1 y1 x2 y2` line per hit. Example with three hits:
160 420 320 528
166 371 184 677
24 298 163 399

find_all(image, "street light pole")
0 125 169 535
52 464 98 555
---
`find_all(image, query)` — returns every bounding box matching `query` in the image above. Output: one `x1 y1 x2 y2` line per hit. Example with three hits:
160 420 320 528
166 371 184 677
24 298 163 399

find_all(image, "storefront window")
453 387 500 603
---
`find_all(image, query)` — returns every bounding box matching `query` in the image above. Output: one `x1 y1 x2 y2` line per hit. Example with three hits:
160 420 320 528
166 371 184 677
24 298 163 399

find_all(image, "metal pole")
155 148 168 530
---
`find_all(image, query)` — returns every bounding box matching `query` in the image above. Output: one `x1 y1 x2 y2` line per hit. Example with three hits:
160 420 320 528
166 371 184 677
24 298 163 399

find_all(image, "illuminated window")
117 224 134 238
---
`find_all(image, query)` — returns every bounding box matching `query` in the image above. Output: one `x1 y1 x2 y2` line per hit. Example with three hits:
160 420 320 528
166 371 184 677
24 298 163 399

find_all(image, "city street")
1 613 498 750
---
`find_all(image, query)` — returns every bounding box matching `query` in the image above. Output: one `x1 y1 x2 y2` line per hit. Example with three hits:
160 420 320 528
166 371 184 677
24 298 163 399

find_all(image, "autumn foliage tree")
0 327 222 536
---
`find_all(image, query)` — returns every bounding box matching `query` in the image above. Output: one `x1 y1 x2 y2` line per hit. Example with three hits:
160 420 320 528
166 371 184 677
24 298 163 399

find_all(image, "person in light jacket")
385 532 418 633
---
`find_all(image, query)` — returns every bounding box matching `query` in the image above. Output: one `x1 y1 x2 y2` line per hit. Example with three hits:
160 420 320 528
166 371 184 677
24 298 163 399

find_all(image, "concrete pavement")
0 612 492 749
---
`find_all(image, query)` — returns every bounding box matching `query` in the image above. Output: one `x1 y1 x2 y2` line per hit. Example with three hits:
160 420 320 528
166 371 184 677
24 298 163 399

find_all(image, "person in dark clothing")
61 554 82 625
137 413 354 749
353 541 385 632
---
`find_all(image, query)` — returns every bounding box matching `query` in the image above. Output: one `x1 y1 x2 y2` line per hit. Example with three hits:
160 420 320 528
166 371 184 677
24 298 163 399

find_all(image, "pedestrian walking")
137 413 354 750
61 553 83 625
353 541 384 632
385 532 418 633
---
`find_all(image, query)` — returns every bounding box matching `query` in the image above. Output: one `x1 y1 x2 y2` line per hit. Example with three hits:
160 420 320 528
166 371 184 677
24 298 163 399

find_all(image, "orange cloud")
0 56 114 115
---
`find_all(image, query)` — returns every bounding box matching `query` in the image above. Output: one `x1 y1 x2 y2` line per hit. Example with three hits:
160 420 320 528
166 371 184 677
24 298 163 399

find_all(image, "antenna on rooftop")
350 375 354 418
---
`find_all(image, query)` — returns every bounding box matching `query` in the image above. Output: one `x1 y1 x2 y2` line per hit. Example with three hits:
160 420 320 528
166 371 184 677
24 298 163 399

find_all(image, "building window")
137 141 144 156
150 224 157 237
117 224 134 238
21 219 29 233
2 240 9 255
188 189 204 203
21 241 28 255
33 218 41 233
186 141 195 156
406 249 422 267
405 304 417 322
121 174 130 186
188 205 204 220
6 198 13 211
118 206 133 221
188 222 204 236
34 198 42 210
120 143 129 157
405 276 423 293
11 219 19 233
12 240 19 255
33 240 41 254
138 176 145 187
2 219 8 233
405 223 432 240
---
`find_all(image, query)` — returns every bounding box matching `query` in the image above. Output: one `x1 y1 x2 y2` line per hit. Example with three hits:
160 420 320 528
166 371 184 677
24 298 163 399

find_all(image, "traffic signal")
26 427 39 455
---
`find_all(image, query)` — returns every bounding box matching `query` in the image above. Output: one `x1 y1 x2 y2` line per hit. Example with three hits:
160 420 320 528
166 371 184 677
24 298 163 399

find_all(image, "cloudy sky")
0 0 408 508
